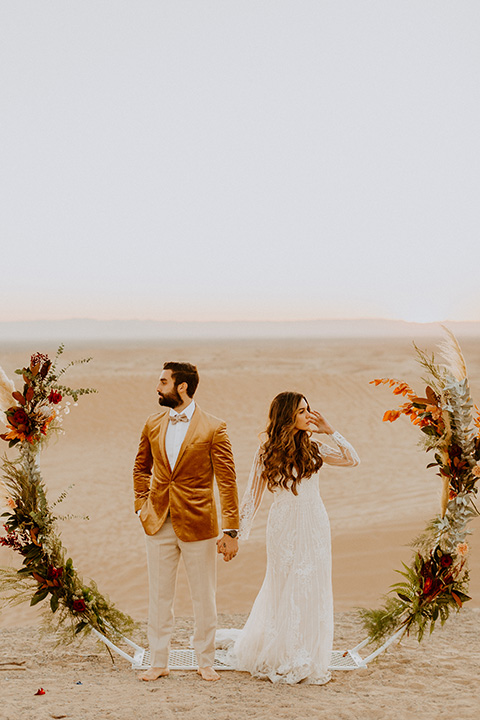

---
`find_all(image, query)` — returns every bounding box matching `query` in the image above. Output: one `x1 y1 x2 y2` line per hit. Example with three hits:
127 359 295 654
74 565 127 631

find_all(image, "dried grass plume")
0 366 16 419
439 326 467 382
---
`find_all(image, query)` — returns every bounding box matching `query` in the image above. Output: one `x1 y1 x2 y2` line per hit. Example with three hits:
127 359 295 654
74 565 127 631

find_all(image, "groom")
133 362 239 682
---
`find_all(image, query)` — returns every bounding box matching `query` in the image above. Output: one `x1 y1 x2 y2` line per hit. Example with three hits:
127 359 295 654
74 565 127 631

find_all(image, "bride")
217 391 360 685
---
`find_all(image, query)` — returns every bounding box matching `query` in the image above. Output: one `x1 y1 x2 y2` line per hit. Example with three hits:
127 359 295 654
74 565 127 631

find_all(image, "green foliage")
358 597 406 645
53 385 97 402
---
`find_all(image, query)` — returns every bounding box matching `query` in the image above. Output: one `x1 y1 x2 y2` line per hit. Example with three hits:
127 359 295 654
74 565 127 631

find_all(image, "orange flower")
392 382 412 396
456 542 469 557
383 410 401 422
2 426 32 442
6 497 16 509
40 414 55 436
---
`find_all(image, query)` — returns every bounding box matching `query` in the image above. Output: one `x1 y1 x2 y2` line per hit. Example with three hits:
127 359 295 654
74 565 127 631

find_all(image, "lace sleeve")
317 431 360 467
238 447 267 540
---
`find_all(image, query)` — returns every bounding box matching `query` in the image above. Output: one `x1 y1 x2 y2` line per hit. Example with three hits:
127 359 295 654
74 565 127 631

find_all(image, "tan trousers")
145 516 217 668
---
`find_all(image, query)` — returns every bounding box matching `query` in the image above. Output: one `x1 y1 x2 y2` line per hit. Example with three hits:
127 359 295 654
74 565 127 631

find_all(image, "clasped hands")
216 533 238 562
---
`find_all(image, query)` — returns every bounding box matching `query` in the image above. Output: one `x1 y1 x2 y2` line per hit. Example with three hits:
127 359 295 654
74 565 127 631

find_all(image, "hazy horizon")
3 316 480 342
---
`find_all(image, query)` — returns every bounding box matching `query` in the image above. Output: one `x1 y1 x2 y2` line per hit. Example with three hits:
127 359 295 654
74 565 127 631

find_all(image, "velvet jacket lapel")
171 406 201 478
158 412 172 474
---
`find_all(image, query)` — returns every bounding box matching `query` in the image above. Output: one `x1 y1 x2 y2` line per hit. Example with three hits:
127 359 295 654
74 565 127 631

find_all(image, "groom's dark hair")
163 362 199 398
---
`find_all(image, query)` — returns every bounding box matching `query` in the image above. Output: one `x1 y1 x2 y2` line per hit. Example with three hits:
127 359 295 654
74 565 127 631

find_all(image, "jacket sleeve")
238 447 267 540
133 422 153 513
210 421 240 530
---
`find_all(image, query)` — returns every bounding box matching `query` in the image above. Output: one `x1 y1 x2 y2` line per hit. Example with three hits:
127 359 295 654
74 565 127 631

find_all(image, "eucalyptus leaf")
30 589 49 606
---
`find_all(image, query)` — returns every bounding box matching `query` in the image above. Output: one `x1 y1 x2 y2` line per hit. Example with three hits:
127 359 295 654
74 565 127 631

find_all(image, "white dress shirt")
164 400 196 469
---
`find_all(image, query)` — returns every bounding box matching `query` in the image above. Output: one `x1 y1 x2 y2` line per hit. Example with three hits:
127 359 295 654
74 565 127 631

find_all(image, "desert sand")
1 336 479 719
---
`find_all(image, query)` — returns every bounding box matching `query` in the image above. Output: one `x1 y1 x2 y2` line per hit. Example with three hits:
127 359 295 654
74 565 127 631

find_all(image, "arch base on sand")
91 627 403 672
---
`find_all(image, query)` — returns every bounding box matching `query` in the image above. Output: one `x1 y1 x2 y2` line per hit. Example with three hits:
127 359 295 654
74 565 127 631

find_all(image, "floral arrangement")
0 346 134 642
360 329 479 644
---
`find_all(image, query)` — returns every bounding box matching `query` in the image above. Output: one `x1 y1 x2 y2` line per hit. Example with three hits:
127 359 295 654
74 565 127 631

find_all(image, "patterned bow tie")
169 413 189 424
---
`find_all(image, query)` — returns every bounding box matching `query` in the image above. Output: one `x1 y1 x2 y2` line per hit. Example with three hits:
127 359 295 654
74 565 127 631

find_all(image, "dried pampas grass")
0 366 15 418
439 326 468 382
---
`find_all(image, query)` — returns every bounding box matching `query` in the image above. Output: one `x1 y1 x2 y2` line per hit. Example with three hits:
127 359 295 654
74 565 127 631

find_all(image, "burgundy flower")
10 408 30 428
440 554 453 568
72 598 86 613
48 390 62 404
47 566 63 580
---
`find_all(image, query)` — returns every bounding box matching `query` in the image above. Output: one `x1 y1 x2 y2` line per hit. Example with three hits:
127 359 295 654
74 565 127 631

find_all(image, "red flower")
10 408 30 428
47 566 63 580
72 598 86 613
440 554 453 568
48 390 62 404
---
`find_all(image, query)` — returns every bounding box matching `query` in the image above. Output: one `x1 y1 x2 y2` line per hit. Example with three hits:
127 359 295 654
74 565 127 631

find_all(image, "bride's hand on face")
308 410 334 435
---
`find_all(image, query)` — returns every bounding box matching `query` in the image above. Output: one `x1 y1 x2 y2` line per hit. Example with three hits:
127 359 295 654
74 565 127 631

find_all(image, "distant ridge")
2 318 480 342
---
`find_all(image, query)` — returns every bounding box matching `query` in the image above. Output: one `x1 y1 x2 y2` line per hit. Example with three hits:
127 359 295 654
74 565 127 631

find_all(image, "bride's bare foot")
140 666 170 681
197 666 220 681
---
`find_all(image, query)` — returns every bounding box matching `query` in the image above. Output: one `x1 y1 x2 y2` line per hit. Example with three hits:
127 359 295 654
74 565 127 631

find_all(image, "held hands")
308 410 334 435
216 533 238 562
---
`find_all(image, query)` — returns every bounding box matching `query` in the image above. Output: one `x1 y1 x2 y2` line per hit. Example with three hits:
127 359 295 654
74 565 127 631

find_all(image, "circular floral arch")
0 337 477 649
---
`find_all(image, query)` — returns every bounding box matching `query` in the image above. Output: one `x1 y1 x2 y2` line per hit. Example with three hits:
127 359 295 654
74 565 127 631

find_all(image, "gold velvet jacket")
133 405 239 541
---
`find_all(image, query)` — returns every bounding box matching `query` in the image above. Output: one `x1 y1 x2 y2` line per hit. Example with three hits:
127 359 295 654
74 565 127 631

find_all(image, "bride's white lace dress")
216 431 359 685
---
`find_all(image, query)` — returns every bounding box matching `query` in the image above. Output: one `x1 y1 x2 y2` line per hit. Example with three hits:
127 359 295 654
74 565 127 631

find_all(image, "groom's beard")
158 388 182 409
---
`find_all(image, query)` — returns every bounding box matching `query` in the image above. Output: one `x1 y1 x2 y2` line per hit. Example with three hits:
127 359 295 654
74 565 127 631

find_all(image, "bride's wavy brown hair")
260 391 323 496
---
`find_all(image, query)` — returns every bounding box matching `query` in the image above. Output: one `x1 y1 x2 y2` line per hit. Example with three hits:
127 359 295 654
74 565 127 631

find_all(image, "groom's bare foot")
140 666 170 681
197 666 220 681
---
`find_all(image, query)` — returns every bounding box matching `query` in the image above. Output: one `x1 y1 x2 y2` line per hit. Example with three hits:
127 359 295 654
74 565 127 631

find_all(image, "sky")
2 1 480 325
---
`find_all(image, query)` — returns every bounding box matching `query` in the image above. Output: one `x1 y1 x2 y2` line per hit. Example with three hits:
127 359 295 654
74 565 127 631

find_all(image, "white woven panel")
329 650 363 670
132 647 362 671
132 648 234 671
